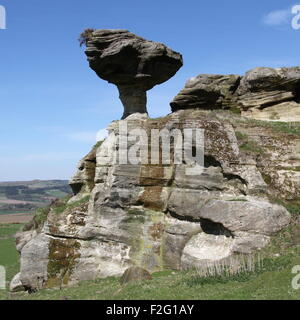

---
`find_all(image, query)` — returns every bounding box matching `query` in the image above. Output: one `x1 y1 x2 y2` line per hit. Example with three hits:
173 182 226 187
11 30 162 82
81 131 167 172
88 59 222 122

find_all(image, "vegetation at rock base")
22 195 90 232
93 140 104 149
0 223 23 300
52 195 90 214
235 131 264 154
236 118 300 136
271 199 300 217
0 221 299 300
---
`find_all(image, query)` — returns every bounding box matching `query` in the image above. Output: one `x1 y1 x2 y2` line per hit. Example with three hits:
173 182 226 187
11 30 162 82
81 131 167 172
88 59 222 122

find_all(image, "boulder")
10 273 25 293
236 67 300 119
170 66 300 121
170 74 240 111
85 29 183 119
120 266 152 285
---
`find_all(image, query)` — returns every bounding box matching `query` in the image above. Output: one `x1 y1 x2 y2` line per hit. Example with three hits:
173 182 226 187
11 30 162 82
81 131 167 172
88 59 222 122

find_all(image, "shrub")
78 28 95 47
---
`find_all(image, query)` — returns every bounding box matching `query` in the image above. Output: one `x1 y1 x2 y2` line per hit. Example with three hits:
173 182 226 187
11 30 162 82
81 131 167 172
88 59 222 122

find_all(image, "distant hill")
0 180 72 214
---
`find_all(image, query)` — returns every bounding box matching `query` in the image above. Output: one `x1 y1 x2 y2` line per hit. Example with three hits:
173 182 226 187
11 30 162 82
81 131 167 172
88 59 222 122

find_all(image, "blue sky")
0 0 299 181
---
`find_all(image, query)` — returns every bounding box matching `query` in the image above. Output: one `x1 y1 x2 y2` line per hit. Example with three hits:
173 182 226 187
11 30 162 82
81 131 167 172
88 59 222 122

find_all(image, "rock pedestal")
118 85 148 119
85 29 183 118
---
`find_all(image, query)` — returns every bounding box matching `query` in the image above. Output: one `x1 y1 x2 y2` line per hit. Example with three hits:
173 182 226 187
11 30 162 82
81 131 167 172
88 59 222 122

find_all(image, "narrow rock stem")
118 85 148 119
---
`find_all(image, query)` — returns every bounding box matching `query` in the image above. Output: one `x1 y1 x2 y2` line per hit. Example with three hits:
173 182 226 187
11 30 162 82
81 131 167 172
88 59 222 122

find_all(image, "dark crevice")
167 210 202 223
85 159 96 164
70 183 83 196
45 233 94 242
200 218 234 238
258 96 294 110
203 155 247 186
167 211 234 239
223 172 248 185
294 86 300 103
204 155 222 168
230 77 241 96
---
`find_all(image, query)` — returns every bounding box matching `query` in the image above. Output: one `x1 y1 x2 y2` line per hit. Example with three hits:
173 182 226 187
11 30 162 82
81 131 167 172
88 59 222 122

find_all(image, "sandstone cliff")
10 30 300 292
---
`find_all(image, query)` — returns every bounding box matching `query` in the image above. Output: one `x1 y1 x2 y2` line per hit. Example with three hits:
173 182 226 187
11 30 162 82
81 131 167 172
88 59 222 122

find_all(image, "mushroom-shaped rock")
85 29 183 119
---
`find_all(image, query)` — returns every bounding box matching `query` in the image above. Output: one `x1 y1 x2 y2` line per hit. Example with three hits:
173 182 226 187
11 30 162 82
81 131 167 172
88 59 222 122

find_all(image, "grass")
52 195 90 215
236 118 300 136
0 220 297 300
93 140 104 149
0 224 23 300
235 131 264 154
271 199 300 217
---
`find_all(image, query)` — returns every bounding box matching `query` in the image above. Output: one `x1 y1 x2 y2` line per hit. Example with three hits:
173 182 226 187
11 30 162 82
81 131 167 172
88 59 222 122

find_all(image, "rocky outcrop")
68 145 97 203
171 67 300 121
13 110 292 291
11 33 299 291
85 29 183 119
170 74 241 112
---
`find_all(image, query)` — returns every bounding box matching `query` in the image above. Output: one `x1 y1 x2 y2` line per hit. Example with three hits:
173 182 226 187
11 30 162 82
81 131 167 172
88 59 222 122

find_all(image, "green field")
0 224 23 300
0 222 299 300
0 180 71 215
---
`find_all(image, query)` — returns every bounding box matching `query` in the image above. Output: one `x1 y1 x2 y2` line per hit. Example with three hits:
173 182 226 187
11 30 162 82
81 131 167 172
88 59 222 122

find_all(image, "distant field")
0 213 33 224
0 180 71 215
0 223 23 300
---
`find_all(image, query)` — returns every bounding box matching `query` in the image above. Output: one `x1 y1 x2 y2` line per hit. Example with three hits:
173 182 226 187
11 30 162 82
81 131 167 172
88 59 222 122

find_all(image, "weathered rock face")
69 146 97 203
230 114 300 201
85 29 183 119
171 67 300 121
14 110 292 291
170 74 241 112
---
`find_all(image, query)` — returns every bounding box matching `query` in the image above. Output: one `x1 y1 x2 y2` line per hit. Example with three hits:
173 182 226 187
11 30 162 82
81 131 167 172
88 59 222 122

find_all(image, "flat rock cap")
85 29 183 89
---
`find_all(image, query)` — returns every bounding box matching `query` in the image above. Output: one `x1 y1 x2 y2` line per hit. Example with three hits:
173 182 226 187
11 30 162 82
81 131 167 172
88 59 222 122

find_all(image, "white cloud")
65 131 99 143
262 8 291 26
96 128 108 141
65 129 108 144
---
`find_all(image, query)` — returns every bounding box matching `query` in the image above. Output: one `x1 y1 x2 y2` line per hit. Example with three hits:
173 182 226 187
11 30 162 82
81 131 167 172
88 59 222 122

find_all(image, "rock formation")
170 74 241 112
85 29 183 119
12 109 296 291
10 32 300 292
171 67 300 122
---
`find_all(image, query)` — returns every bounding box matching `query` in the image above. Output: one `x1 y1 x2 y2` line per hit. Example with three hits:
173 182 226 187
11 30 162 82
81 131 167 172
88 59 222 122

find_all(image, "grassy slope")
0 222 299 300
0 224 23 300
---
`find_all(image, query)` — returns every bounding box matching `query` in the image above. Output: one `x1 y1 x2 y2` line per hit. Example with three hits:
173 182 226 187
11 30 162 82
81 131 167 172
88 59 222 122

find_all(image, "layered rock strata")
171 67 300 121
13 111 291 291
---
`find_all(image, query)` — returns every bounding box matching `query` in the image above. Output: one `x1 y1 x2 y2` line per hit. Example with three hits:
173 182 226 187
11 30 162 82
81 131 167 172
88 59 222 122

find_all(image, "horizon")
1 0 300 181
